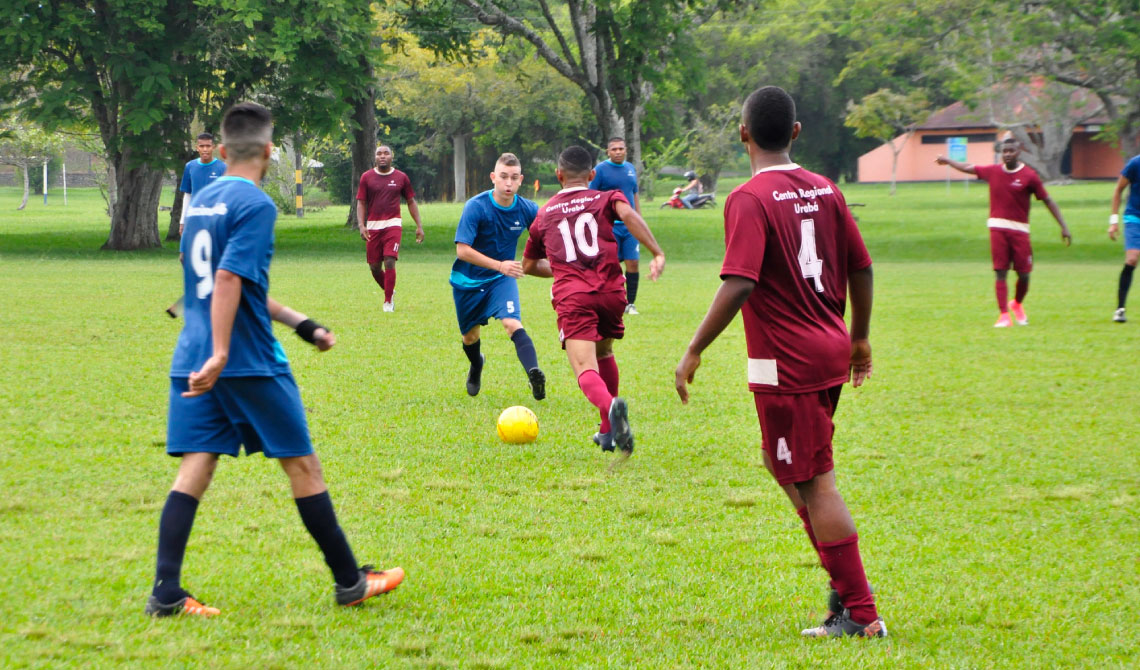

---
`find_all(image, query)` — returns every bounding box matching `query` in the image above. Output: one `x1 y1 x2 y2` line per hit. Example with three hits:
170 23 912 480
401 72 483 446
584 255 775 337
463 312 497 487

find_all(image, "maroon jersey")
975 163 1048 228
721 165 872 394
524 187 629 302
356 168 414 221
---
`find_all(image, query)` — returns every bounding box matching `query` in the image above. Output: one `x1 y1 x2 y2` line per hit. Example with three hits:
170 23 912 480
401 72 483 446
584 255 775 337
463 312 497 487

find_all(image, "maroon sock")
597 355 619 396
383 266 396 303
796 506 827 571
1015 276 1029 303
818 533 877 624
995 279 1009 312
577 369 614 433
370 266 386 290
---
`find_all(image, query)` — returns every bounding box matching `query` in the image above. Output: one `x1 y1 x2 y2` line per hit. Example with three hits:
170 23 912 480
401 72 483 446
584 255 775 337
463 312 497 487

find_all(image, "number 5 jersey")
720 164 872 394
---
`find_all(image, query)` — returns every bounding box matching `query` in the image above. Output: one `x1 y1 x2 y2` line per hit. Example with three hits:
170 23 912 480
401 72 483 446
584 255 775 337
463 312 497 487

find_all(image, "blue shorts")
167 374 314 458
1124 215 1140 251
613 222 640 262
453 275 522 334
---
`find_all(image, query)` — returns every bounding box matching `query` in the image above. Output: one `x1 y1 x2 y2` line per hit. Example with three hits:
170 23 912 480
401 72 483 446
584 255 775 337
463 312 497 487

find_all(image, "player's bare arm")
1109 175 1129 240
184 269 241 397
1042 197 1072 246
267 297 335 351
408 197 425 243
356 200 369 241
457 243 523 278
614 201 665 279
521 256 553 279
848 266 874 388
934 155 977 175
674 276 756 404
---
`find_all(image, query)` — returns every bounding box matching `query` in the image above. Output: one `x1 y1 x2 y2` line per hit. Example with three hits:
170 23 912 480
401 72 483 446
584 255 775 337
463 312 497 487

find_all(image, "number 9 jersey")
721 164 872 394
171 176 291 378
524 187 629 303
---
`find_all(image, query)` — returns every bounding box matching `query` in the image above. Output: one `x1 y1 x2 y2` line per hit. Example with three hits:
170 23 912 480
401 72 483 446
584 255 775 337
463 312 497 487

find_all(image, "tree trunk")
453 133 467 203
346 58 378 227
889 147 899 196
103 161 164 250
18 164 29 210
167 189 185 240
107 163 118 220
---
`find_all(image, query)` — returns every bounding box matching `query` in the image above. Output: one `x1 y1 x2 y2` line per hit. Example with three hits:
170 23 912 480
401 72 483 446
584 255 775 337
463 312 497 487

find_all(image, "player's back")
526 187 628 301
172 176 289 378
723 165 871 393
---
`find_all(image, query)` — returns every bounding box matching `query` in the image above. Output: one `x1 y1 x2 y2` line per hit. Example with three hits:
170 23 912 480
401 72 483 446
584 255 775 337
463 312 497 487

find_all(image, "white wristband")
1109 214 1120 226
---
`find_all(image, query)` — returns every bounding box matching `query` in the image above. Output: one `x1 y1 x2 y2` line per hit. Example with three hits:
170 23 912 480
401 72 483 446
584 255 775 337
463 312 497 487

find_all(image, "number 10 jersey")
721 164 872 394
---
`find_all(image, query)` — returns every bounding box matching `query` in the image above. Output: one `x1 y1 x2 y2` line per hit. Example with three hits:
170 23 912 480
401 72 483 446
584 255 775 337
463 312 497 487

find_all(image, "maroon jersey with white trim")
524 187 629 302
720 165 872 394
356 168 414 221
975 163 1048 224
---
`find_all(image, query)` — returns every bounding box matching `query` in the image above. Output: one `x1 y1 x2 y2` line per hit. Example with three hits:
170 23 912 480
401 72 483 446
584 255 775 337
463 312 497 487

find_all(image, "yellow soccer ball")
497 406 539 444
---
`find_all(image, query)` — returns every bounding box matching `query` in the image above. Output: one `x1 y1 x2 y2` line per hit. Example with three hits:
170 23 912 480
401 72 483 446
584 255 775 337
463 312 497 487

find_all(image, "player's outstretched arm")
934 155 977 175
184 269 241 397
675 276 755 404
521 257 553 278
267 297 335 351
1108 176 1129 240
848 265 873 388
408 197 425 243
457 243 523 278
1043 197 1072 246
614 201 665 279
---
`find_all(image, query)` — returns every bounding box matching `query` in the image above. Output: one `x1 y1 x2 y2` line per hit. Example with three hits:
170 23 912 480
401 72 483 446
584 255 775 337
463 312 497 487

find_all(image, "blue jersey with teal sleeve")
450 191 538 288
589 160 639 210
180 158 226 196
171 176 290 378
1122 155 1140 219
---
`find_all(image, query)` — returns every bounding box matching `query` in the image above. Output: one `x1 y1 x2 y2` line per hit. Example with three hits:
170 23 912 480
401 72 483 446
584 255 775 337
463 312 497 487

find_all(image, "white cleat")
383 301 394 313
1113 307 1127 323
624 303 639 315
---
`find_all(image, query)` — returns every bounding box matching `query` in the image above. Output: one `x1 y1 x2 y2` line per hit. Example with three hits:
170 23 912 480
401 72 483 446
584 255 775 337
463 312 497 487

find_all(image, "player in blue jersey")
452 153 546 399
1108 153 1140 322
147 103 403 618
178 132 227 237
589 138 645 314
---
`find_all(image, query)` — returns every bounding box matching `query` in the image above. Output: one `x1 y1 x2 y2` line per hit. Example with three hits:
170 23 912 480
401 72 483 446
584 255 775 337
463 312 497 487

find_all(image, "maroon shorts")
366 227 402 264
989 228 1032 274
554 291 626 347
753 385 842 486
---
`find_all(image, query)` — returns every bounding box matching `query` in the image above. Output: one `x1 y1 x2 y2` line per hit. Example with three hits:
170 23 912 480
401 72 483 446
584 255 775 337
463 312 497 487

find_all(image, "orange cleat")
336 565 405 606
145 594 220 618
1009 300 1028 325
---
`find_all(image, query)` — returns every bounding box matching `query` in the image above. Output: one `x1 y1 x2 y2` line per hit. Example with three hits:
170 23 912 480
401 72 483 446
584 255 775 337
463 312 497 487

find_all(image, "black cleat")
144 593 219 617
527 367 546 401
592 431 614 453
802 612 887 638
466 354 484 396
608 397 633 454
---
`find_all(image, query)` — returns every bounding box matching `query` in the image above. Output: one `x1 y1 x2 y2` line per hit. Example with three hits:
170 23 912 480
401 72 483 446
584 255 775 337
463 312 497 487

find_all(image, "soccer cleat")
528 367 546 401
336 565 405 607
1114 307 1127 323
823 583 875 623
383 301 394 313
145 594 220 618
1008 300 1028 325
592 431 614 453
608 397 633 454
993 313 1013 328
624 303 639 315
466 353 485 397
801 612 887 638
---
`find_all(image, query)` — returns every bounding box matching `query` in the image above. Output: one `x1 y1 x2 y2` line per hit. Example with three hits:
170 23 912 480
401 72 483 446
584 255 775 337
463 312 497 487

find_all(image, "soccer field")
1 182 1137 669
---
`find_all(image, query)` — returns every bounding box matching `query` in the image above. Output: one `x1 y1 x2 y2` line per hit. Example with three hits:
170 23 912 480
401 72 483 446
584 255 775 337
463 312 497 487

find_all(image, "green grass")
1 181 1138 669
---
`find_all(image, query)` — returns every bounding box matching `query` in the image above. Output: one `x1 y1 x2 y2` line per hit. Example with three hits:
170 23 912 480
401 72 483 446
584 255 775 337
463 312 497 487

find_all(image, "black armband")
295 318 328 344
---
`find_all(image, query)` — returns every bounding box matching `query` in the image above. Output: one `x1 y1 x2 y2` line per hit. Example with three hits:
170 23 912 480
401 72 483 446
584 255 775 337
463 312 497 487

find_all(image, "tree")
0 121 62 210
685 104 739 193
845 88 931 195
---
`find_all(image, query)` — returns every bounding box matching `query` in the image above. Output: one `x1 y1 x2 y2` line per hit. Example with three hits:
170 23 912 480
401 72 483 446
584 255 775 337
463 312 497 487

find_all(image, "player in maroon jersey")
521 146 665 455
936 138 1071 327
356 145 425 312
674 86 885 638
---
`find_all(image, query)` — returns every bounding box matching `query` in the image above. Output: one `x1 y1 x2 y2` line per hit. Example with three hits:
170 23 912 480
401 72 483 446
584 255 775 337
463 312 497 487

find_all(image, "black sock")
462 339 482 368
1119 264 1135 309
510 328 539 372
295 491 359 588
625 271 640 304
153 490 199 602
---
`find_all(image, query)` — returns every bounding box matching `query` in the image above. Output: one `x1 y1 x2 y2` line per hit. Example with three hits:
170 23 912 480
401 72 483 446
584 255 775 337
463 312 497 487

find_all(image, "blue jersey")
450 191 538 288
1122 155 1140 219
589 160 639 218
180 158 226 197
172 176 290 378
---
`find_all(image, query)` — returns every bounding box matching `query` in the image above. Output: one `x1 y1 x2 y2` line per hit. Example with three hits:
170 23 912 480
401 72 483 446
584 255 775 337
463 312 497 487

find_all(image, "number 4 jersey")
171 176 291 378
524 187 629 302
721 164 872 394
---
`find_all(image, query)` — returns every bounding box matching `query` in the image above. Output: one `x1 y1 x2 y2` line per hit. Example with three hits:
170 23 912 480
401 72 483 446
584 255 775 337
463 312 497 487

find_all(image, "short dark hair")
496 152 521 167
742 86 796 151
1001 137 1019 146
606 137 626 147
557 146 594 177
221 102 272 162
196 132 214 143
